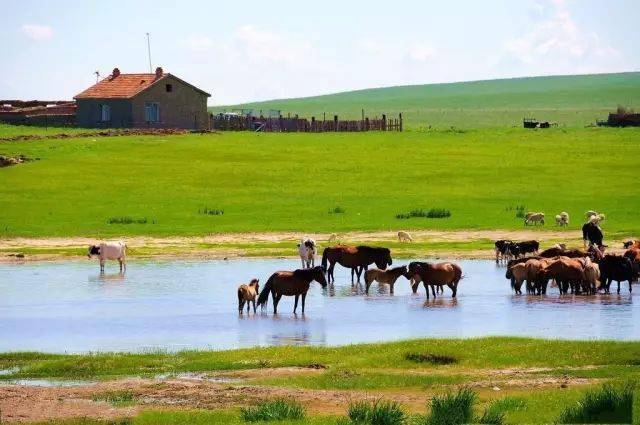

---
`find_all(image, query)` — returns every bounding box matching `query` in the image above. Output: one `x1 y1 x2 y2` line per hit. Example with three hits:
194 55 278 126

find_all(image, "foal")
364 265 408 294
237 278 260 314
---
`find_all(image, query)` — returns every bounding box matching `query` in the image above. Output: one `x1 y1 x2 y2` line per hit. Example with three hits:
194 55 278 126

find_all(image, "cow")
87 241 126 272
514 240 540 256
494 239 514 263
524 212 544 226
599 254 634 294
297 238 317 269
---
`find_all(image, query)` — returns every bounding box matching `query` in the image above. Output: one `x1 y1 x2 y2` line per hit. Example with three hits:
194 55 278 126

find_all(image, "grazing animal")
560 211 569 226
397 231 413 242
555 215 563 226
514 240 540 257
582 222 604 250
586 210 598 219
87 242 126 272
321 245 392 284
327 233 339 244
623 240 640 249
297 238 317 269
580 258 600 294
540 257 585 295
524 212 545 226
237 279 260 314
408 262 462 298
364 265 408 294
588 214 606 225
494 240 514 263
539 246 588 259
599 255 634 294
524 258 554 294
508 262 528 294
256 266 327 314
623 247 640 281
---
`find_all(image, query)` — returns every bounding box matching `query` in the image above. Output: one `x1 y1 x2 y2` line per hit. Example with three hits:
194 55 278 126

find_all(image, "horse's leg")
617 280 621 294
252 298 256 313
431 285 437 298
365 278 371 295
302 292 307 314
351 268 355 285
390 281 395 295
423 282 429 299
246 300 250 313
293 295 299 314
272 291 280 314
239 299 244 314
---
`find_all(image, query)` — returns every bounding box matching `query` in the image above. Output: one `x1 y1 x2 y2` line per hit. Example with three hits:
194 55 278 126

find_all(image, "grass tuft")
91 390 136 406
395 209 451 220
404 353 457 365
198 206 224 216
240 398 305 422
329 206 346 214
107 216 148 225
556 383 634 424
347 399 406 424
423 387 476 425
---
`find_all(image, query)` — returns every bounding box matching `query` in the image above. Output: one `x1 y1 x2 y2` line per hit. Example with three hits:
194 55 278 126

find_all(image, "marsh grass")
556 383 634 424
404 353 457 365
346 399 406 424
91 389 136 406
240 398 305 422
505 205 527 219
107 216 149 225
395 209 451 220
423 387 476 425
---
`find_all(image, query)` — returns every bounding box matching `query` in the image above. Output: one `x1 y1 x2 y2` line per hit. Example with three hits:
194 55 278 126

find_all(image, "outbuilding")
74 67 211 129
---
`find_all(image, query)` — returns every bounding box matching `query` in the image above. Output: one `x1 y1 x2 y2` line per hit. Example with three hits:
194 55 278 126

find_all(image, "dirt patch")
0 154 37 167
0 128 218 143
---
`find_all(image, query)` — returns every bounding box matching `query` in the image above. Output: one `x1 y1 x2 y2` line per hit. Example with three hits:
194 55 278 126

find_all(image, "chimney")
155 67 163 79
112 68 120 78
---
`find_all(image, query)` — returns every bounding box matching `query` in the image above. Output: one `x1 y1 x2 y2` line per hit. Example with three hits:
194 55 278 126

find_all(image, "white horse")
297 238 317 269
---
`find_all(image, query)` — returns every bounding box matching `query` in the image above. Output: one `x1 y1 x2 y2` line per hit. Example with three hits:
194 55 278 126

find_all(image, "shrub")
404 353 457 365
241 398 305 422
396 209 451 219
329 206 346 214
107 216 148 224
347 399 406 424
557 383 634 424
424 387 476 425
199 206 224 215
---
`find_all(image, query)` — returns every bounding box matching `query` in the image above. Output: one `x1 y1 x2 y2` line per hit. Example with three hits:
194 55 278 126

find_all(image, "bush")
396 209 451 219
347 399 406 424
107 216 148 224
557 383 634 424
241 398 305 422
199 206 224 215
329 206 346 214
424 387 476 425
404 353 457 365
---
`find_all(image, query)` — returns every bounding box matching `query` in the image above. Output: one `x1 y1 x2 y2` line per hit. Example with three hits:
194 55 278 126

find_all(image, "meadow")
3 338 639 424
1 126 639 239
211 72 640 129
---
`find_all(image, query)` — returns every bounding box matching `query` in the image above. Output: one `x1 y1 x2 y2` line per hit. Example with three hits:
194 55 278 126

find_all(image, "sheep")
560 211 569 226
397 231 413 242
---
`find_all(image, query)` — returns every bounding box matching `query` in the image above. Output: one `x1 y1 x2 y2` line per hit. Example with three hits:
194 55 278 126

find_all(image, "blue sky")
1 0 638 105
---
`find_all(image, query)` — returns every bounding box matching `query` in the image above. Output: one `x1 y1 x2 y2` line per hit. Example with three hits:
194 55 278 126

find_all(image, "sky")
1 0 639 105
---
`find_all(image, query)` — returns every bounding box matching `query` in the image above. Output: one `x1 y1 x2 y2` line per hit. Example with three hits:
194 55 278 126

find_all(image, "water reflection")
0 258 638 353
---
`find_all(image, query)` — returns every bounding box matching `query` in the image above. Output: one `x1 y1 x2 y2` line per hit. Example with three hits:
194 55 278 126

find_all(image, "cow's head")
87 245 100 258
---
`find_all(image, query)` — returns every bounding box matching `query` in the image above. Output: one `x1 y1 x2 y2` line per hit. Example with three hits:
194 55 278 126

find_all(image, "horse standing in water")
237 278 260 314
321 245 392 284
297 238 317 269
256 266 327 314
364 265 408 294
407 261 462 298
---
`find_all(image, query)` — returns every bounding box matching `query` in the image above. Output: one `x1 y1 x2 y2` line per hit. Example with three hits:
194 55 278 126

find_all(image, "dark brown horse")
256 266 327 314
407 261 462 298
321 245 392 284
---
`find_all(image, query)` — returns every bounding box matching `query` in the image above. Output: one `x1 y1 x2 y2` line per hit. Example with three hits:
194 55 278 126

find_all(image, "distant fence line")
210 113 403 132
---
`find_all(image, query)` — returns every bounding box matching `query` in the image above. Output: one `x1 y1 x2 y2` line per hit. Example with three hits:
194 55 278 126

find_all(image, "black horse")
582 222 604 249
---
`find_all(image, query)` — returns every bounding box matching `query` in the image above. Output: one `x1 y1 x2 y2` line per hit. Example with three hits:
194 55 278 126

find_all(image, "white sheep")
397 231 413 242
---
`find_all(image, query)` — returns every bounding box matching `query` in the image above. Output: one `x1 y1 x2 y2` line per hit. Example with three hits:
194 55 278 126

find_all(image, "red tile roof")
74 73 161 99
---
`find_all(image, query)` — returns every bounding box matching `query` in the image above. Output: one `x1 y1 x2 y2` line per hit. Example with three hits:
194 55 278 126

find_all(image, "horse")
297 238 317 269
321 245 392 284
364 265 408 294
256 266 327 314
237 278 260 314
407 262 462 298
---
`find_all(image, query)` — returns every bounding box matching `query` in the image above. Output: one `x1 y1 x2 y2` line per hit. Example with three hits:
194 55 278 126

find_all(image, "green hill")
210 72 640 128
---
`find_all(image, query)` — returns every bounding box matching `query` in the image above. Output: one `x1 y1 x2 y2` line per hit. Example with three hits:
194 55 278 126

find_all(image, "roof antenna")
94 70 100 83
146 32 152 73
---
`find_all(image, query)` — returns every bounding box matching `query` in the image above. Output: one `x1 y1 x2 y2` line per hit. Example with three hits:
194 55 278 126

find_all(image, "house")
74 67 211 129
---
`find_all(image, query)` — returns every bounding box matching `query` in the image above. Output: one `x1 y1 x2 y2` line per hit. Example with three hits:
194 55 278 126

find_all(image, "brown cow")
408 262 462 299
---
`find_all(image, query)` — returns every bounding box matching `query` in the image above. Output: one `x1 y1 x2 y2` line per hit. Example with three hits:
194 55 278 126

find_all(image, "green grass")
557 383 634 424
0 123 93 138
423 387 476 425
211 72 640 129
241 398 306 422
346 399 406 424
92 389 136 406
1 127 639 238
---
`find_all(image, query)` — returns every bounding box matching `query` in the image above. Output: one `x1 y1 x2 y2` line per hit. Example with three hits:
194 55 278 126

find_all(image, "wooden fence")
211 113 402 132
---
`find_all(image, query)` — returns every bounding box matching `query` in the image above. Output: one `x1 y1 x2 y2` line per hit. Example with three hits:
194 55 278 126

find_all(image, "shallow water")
0 259 638 353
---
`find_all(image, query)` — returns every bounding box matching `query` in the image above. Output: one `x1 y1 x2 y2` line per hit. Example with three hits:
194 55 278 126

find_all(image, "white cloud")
183 35 214 51
21 24 53 41
406 42 436 62
503 1 617 65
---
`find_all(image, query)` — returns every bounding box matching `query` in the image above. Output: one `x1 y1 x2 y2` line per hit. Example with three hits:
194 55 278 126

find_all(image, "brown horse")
321 245 392 284
364 265 408 294
256 266 327 314
407 262 462 298
237 278 260 314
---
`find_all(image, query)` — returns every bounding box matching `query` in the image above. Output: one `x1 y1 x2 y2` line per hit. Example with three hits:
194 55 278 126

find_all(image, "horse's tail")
256 275 274 307
321 248 329 270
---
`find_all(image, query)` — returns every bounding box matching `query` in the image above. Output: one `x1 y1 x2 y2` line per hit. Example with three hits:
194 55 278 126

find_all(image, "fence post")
334 115 338 132
382 114 387 131
399 113 403 132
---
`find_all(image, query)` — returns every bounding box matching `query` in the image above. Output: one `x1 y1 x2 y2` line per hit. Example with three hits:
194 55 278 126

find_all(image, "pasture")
1 127 639 241
211 72 640 129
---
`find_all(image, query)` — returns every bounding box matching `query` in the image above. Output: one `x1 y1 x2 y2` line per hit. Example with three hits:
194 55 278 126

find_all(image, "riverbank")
0 229 632 263
0 337 638 423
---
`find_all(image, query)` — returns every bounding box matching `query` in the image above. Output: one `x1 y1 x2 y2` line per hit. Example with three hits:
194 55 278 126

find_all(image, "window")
145 102 159 122
99 104 111 122
165 84 173 92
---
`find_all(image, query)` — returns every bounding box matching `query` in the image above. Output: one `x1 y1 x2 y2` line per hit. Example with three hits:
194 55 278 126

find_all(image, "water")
0 259 638 353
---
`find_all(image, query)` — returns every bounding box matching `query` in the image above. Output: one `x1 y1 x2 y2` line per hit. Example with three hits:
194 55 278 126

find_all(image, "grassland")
1 127 639 242
2 338 639 423
211 72 640 129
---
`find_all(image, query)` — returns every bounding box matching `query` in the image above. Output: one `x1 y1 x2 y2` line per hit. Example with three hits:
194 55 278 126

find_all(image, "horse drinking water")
256 266 327 314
